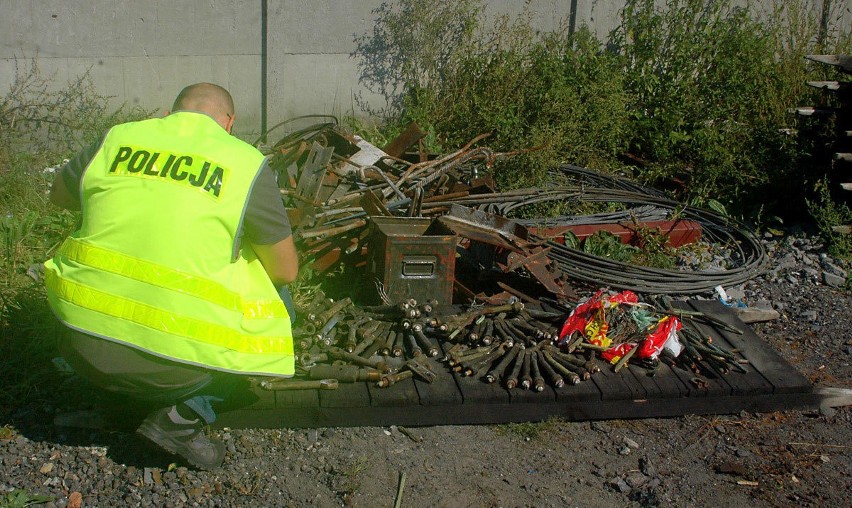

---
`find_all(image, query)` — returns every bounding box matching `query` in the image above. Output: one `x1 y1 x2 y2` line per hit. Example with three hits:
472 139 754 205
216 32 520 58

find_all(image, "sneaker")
136 406 225 470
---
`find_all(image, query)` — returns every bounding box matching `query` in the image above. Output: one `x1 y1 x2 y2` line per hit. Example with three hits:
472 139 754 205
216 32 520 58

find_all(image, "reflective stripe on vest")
59 237 288 320
45 269 288 354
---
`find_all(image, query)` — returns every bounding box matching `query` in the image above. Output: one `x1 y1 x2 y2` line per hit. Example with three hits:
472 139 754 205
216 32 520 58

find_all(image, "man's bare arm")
49 170 81 211
252 235 299 285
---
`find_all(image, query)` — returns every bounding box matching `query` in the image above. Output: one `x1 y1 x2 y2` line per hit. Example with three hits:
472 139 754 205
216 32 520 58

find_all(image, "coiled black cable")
423 165 767 294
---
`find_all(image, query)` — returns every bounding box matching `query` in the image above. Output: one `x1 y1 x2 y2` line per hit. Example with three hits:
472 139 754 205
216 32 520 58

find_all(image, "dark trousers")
59 329 237 424
59 286 296 424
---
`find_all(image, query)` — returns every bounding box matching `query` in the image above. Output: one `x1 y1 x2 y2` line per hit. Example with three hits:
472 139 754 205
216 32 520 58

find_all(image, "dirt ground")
1 232 851 508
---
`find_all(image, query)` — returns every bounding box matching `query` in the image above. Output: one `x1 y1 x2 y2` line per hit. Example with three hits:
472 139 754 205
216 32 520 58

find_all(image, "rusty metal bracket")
435 205 530 253
504 246 573 299
405 356 437 383
500 245 552 273
295 141 335 203
382 122 426 158
360 189 392 217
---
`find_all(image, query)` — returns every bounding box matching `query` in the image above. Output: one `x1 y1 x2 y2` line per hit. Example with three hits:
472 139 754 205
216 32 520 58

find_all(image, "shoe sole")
136 420 222 470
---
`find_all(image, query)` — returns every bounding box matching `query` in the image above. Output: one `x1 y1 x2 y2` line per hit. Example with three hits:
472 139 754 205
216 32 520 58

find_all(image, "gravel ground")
2 231 851 508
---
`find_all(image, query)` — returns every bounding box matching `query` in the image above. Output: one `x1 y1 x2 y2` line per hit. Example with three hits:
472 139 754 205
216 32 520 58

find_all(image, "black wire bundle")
423 165 767 294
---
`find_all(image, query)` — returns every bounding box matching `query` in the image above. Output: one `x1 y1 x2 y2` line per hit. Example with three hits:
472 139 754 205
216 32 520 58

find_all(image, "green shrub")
353 0 482 122
1 60 152 164
807 178 852 259
354 0 852 221
610 0 840 212
355 1 630 189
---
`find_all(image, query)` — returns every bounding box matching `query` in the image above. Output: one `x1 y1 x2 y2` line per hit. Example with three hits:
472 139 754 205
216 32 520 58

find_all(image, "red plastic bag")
558 290 639 347
600 315 683 363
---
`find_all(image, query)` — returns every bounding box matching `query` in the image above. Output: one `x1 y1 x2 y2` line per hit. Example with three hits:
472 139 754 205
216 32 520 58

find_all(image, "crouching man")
45 83 298 469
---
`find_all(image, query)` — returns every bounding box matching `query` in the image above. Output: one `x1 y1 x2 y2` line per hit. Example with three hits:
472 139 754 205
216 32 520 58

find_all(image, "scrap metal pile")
256 118 765 392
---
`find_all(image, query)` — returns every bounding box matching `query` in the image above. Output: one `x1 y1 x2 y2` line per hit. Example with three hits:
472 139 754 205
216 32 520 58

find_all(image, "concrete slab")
267 52 380 121
1 1 260 58
267 0 377 54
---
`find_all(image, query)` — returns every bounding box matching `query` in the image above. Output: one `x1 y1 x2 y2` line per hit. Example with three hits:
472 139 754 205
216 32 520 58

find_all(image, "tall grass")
0 61 151 419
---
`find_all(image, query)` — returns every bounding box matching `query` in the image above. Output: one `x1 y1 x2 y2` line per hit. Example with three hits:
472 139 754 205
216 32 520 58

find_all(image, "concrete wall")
2 0 850 139
0 0 263 135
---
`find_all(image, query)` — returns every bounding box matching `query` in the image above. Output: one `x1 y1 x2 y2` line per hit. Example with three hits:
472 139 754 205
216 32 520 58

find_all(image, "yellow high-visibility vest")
45 112 294 376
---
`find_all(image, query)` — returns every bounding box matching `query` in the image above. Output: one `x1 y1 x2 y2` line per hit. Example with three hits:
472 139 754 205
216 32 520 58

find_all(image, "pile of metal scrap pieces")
256 119 757 393
265 118 575 306
267 286 747 394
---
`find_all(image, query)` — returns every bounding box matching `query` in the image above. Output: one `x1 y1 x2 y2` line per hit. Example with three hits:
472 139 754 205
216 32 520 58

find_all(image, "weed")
0 59 152 165
0 490 54 508
564 221 690 270
610 0 843 212
338 456 368 503
355 0 629 184
352 0 483 121
0 61 151 422
630 223 680 270
807 178 852 259
0 425 14 440
496 417 564 441
0 211 39 276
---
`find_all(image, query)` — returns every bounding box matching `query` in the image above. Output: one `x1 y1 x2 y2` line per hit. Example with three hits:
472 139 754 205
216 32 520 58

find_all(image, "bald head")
171 83 235 132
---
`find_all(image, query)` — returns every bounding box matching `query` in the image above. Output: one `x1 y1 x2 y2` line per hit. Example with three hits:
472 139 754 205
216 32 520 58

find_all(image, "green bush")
610 0 844 212
354 0 852 220
355 1 630 190
808 178 852 259
1 62 151 286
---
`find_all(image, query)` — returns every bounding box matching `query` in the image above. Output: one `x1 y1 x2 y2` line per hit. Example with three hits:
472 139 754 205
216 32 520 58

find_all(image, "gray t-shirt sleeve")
244 161 292 245
60 139 105 205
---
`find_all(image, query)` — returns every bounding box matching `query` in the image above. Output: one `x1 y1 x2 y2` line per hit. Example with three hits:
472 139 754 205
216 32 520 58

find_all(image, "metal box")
367 217 456 305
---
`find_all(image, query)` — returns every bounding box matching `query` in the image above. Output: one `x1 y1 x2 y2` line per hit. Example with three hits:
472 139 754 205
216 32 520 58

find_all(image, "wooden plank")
683 302 774 397
553 376 602 402
508 384 556 403
367 375 420 407
209 300 815 429
652 360 698 397
689 300 812 394
535 352 601 402
451 367 511 404
413 372 464 406
600 355 649 400
319 379 371 408
619 363 660 399
670 300 734 398
444 340 514 404
805 54 852 73
412 345 464 406
273 389 320 409
218 378 283 412
793 106 837 117
623 348 695 398
590 362 641 401
807 80 844 91
214 391 823 429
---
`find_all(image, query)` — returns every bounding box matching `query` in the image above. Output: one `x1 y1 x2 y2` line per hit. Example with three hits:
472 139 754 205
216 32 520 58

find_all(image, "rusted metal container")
367 217 456 305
